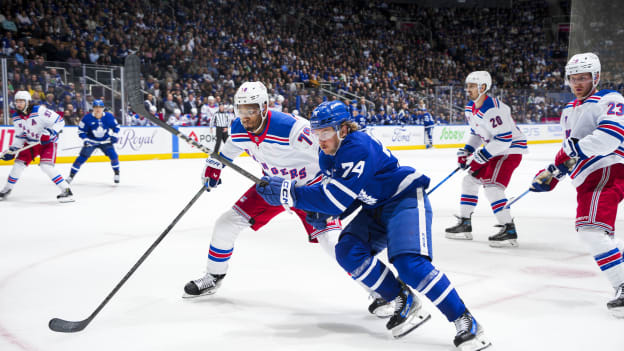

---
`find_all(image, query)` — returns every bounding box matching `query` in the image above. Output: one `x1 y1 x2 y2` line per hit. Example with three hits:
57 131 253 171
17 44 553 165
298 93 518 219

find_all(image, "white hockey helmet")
465 71 492 101
234 81 269 120
191 107 198 115
174 108 181 116
208 95 215 102
15 90 32 111
565 52 601 88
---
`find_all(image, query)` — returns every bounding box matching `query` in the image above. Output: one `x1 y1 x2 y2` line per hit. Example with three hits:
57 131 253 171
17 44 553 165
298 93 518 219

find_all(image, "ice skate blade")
445 232 473 240
371 304 394 319
488 239 518 248
608 306 624 318
457 333 492 351
391 309 431 339
182 290 218 299
58 196 75 203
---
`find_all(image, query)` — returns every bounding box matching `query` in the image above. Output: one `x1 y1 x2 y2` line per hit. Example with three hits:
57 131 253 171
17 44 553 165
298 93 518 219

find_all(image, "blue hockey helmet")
93 99 105 107
310 100 350 130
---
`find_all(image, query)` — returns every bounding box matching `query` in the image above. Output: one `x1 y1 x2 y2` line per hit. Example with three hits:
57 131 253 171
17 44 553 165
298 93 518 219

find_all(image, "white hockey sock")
484 185 512 224
40 163 69 190
4 161 26 190
578 228 624 289
206 209 249 275
459 174 480 218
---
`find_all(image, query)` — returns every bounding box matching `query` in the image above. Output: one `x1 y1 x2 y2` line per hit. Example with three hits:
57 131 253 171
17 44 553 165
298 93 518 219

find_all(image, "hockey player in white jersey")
0 91 74 202
445 71 527 247
530 53 624 317
182 82 396 318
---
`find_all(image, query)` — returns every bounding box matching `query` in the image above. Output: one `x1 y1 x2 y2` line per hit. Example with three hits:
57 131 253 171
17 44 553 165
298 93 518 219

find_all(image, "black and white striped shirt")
213 111 230 128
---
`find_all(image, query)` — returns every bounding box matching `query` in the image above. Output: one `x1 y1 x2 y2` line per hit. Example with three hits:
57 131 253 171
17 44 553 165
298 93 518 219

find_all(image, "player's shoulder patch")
31 105 42 114
478 96 499 115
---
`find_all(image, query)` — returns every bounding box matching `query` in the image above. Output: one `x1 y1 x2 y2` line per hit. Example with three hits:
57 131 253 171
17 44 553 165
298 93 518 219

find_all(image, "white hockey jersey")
464 96 527 156
11 105 64 148
559 89 624 187
218 110 323 186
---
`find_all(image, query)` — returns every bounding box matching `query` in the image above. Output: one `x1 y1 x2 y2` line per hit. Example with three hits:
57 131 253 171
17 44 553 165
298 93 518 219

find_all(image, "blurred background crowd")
1 0 623 126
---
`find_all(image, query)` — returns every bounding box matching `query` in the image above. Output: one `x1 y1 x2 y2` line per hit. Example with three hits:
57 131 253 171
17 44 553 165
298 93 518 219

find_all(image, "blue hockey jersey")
78 112 120 142
294 131 430 215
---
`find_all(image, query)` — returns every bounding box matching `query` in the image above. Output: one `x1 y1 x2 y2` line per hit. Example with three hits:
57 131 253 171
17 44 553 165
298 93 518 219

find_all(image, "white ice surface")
0 143 623 351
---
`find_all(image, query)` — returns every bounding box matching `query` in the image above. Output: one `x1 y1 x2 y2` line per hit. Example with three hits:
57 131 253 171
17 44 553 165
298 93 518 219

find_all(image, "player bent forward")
182 82 396 318
0 91 73 202
530 53 624 317
257 100 491 350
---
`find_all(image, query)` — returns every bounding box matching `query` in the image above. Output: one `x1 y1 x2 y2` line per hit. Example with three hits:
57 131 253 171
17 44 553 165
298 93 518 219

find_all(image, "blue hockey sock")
394 254 466 321
111 158 119 171
335 234 401 301
71 155 88 175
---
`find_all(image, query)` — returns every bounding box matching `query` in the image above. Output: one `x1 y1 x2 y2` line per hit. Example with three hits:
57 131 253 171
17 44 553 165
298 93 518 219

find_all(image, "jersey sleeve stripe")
597 126 624 142
321 183 347 212
328 178 358 199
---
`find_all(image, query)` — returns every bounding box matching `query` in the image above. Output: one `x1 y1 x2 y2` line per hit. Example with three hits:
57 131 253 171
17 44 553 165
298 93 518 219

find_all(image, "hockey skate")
607 282 624 318
0 188 11 201
445 215 473 240
453 310 492 351
113 171 120 184
386 286 431 338
56 188 75 203
368 295 394 318
182 273 225 298
488 221 518 248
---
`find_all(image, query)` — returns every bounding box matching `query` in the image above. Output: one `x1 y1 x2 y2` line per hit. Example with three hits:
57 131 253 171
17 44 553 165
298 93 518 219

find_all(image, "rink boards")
0 124 564 164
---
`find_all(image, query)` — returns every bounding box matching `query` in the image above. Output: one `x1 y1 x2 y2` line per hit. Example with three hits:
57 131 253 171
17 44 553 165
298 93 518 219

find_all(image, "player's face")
313 126 340 155
93 106 104 118
568 72 594 99
238 103 263 132
15 100 26 111
465 83 480 100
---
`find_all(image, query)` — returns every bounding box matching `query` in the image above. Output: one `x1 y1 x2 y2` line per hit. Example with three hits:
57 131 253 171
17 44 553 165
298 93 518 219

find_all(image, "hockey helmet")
234 81 269 123
465 71 491 101
93 99 105 107
310 100 351 130
565 52 601 88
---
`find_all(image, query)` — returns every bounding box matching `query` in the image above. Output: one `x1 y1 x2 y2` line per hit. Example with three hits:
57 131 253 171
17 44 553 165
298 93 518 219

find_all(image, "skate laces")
194 274 217 290
454 313 475 334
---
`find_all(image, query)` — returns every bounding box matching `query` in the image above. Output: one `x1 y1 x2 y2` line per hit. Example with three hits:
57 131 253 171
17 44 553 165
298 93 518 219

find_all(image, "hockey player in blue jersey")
417 101 435 148
257 101 491 350
67 100 120 184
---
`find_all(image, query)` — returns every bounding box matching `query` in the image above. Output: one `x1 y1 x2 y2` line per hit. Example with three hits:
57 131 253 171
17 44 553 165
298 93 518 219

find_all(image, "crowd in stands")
1 0 621 126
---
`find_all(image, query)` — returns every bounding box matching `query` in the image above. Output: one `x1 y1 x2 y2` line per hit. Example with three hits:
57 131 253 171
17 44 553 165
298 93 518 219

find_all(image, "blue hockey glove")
305 212 333 230
1 146 19 161
256 176 297 207
202 157 224 192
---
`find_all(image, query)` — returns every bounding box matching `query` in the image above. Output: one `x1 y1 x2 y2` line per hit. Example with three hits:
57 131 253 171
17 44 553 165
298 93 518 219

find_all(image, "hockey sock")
205 209 250 275
394 253 466 321
40 163 69 190
459 175 480 218
4 161 26 190
111 158 119 173
484 185 512 224
335 233 402 301
70 155 88 175
578 228 624 289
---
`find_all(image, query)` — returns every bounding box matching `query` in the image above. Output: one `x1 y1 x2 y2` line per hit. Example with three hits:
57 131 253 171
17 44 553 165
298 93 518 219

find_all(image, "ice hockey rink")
0 143 622 351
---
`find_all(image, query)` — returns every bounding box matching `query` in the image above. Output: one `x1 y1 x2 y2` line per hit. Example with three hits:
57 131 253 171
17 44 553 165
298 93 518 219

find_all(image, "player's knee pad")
335 233 372 273
210 208 252 249
393 253 433 284
484 184 506 201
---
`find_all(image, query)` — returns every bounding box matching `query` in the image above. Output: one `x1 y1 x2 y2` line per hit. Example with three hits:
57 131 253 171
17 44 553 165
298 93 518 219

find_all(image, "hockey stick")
505 189 530 209
123 55 265 186
0 142 39 159
49 185 206 333
426 167 460 196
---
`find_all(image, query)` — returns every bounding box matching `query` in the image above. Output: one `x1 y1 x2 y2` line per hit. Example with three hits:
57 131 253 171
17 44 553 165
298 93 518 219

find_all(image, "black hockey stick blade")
49 317 91 333
123 55 266 186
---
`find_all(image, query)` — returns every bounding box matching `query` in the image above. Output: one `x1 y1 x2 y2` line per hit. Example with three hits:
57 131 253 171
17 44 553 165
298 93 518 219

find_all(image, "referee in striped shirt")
212 104 230 153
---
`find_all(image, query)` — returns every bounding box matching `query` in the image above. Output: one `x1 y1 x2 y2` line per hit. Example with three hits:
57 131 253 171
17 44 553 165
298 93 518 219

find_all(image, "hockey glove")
305 212 333 230
256 176 297 207
469 148 491 174
530 165 562 192
202 157 224 192
457 148 473 170
40 128 58 145
554 147 578 175
1 146 19 161
562 137 586 160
